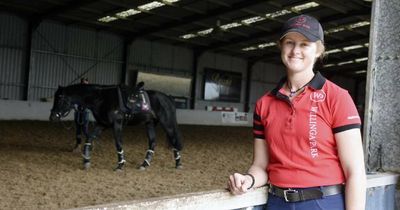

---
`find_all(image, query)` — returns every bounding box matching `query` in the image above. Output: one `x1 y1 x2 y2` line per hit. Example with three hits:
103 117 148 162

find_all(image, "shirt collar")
270 71 326 96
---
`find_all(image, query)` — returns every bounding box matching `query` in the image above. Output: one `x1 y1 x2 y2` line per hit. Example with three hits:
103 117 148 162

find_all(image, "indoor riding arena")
0 121 253 209
0 0 399 209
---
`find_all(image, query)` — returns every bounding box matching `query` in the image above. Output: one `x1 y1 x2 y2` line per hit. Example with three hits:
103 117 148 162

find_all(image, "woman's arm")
336 128 366 210
228 138 269 194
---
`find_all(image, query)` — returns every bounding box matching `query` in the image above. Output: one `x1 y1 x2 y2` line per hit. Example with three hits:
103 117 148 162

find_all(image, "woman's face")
280 32 320 73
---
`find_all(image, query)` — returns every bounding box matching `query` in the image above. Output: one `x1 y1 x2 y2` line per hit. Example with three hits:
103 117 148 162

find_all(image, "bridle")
51 94 72 119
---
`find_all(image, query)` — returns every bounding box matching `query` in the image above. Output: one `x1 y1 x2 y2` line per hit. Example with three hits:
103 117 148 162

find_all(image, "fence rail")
72 172 399 210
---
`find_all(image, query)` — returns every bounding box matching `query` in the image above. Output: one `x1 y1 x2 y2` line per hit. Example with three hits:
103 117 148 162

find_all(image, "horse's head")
49 86 73 121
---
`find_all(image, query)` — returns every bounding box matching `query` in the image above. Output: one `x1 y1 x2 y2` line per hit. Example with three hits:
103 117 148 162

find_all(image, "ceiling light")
98 16 118 23
116 9 141 18
291 2 319 12
138 1 165 11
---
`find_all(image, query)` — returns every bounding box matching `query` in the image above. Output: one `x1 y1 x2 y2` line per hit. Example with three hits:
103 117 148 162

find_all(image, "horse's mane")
68 84 119 89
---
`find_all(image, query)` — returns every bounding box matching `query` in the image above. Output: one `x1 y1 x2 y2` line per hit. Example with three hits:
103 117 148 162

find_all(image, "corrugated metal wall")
29 20 123 100
0 13 27 100
128 39 192 77
0 12 281 110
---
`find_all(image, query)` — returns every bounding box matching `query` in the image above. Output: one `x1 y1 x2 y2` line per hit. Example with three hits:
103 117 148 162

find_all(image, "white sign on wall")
221 112 249 124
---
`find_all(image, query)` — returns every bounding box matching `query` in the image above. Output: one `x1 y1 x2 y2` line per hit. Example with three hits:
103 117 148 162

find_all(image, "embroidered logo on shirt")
309 106 319 158
310 90 326 102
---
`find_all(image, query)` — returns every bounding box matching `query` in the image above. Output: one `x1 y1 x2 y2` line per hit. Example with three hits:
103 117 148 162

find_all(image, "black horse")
49 82 183 170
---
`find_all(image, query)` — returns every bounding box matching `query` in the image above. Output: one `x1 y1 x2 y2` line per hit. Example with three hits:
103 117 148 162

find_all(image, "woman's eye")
301 43 309 47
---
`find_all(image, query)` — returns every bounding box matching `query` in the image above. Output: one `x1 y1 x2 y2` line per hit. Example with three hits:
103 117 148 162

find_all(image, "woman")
227 15 366 210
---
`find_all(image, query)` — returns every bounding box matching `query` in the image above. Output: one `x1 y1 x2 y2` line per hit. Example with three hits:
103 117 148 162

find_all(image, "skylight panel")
291 2 319 12
338 60 354 66
197 28 214 36
325 49 342 54
98 16 118 23
220 22 242 30
354 70 367 74
348 21 370 29
180 34 197 39
265 9 292 19
241 16 266 25
241 42 276 51
323 64 336 68
325 27 345 34
242 46 258 51
138 1 165 11
355 57 368 62
258 42 277 49
116 9 141 18
343 45 364 51
162 0 180 3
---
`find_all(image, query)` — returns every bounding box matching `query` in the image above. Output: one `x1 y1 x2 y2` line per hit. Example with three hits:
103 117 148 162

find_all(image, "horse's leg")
167 126 183 169
159 116 183 169
73 115 82 153
139 122 156 170
73 125 82 153
82 135 93 170
81 125 103 170
112 117 126 171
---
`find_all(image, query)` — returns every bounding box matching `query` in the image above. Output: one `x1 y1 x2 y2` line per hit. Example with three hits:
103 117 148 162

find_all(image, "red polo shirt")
253 72 361 188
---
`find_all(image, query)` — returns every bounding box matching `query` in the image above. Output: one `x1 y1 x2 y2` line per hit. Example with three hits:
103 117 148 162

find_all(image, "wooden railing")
72 172 399 210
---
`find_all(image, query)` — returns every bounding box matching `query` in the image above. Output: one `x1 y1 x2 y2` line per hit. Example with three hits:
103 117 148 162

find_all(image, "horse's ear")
137 81 144 89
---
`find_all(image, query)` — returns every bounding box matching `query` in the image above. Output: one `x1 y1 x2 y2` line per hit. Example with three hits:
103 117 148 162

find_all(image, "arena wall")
0 99 252 127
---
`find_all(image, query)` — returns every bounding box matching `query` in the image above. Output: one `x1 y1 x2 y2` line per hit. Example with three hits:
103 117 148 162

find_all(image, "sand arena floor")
0 121 253 209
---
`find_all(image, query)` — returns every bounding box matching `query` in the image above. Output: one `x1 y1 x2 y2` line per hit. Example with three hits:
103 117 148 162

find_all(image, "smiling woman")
228 14 366 210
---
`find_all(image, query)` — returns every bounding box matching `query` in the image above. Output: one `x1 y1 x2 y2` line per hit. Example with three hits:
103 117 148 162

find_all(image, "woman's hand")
227 173 254 195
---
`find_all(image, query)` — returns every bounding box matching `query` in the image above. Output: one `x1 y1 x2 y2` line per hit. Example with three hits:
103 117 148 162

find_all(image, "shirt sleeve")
253 100 265 139
331 90 361 133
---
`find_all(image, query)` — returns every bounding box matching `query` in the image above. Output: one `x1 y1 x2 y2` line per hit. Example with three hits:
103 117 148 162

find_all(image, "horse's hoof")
138 165 147 171
176 165 183 169
114 163 125 171
114 167 123 172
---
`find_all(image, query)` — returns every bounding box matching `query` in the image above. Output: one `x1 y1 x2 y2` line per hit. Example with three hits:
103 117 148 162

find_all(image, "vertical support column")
120 38 130 85
190 50 202 109
22 21 37 100
364 0 400 173
244 60 255 113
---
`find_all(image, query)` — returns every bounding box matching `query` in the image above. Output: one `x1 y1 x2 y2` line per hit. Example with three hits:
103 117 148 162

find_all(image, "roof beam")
198 8 371 52
127 0 267 38
31 0 98 21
